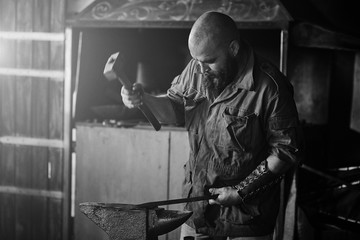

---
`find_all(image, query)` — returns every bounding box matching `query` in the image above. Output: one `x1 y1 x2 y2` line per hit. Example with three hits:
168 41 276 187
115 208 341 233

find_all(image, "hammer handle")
137 104 161 131
117 75 161 131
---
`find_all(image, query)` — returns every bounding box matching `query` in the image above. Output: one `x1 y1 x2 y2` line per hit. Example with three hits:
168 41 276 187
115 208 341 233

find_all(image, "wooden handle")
138 104 161 131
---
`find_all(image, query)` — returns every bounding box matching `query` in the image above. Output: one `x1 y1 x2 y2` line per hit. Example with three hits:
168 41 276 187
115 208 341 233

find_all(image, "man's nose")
198 62 209 74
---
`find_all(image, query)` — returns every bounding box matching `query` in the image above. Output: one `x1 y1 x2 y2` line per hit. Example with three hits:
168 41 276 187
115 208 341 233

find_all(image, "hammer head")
103 52 132 89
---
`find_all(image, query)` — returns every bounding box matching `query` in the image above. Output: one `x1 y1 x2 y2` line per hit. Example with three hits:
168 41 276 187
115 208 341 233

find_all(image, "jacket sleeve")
167 60 198 126
264 68 304 165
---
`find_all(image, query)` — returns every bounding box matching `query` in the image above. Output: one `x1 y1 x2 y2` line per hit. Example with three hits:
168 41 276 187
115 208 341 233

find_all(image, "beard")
201 57 238 97
202 71 225 92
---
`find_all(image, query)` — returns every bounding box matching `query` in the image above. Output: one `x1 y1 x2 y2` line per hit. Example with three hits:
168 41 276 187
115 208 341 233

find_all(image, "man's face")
189 38 238 94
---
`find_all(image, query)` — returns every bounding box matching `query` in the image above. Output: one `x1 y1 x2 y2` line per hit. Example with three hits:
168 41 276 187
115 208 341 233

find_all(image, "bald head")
188 11 240 52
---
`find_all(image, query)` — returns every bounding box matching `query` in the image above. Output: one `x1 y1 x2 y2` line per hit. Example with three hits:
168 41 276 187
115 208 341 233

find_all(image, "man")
122 11 302 240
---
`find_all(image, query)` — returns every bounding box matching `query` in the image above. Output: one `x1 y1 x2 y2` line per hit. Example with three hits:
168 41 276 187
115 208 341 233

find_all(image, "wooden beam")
0 67 64 80
63 26 73 240
0 31 64 41
0 186 63 199
0 136 63 148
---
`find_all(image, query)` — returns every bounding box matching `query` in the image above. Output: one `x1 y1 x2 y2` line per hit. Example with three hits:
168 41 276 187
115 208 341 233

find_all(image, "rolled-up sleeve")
167 60 198 126
167 76 185 125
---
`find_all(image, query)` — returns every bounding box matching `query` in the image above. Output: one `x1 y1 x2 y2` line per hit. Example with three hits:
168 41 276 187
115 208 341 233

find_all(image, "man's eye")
206 58 216 64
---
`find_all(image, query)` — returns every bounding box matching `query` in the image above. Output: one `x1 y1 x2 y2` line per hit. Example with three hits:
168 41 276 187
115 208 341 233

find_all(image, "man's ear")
229 40 239 57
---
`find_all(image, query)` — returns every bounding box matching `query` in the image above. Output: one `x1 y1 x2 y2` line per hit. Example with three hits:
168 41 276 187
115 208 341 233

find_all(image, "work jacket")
167 44 301 237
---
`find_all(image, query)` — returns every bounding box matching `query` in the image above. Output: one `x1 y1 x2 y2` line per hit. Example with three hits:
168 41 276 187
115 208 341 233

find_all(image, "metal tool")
103 52 161 131
137 194 219 208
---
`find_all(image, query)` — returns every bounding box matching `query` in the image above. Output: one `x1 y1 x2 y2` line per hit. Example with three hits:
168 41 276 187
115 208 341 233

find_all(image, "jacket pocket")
216 108 255 152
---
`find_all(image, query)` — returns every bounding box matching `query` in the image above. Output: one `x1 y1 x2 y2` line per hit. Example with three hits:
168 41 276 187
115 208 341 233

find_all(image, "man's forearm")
143 93 178 125
233 155 295 202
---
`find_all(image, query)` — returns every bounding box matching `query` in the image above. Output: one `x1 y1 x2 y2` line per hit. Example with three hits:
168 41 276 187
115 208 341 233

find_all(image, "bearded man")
121 11 302 240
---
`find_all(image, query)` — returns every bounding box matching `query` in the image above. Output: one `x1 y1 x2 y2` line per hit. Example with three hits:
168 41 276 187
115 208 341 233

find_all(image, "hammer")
103 52 161 131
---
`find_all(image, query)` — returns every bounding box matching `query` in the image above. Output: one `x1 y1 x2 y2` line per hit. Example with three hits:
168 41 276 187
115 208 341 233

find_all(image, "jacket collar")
231 42 255 92
208 45 255 108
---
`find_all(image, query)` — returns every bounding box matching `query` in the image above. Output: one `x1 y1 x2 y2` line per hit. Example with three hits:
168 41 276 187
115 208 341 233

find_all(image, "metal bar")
137 195 218 209
301 164 360 190
280 29 289 75
0 67 64 80
0 186 63 199
329 166 360 171
0 31 65 41
350 52 360 133
0 136 63 148
274 28 290 240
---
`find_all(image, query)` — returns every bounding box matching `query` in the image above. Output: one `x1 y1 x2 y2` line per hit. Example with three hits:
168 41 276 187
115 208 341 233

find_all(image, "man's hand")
121 83 143 108
208 187 242 206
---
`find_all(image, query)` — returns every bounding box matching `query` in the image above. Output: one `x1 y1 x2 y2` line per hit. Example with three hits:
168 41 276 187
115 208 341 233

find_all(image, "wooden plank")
0 31 65 41
0 136 64 148
0 186 63 199
0 0 17 239
168 130 189 202
50 0 66 239
168 130 190 240
48 50 65 240
0 145 16 240
350 52 360 133
15 0 34 239
32 1 51 239
48 148 64 240
0 67 64 80
75 126 170 240
49 198 63 240
14 146 33 240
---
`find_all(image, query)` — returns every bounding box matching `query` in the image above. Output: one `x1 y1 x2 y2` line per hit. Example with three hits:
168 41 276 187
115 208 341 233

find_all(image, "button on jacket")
167 44 301 237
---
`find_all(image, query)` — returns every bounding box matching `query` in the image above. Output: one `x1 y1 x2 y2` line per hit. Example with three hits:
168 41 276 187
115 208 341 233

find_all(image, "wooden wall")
0 0 69 240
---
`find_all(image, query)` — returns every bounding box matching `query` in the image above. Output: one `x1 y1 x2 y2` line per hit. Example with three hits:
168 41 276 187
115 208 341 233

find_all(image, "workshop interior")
0 0 360 240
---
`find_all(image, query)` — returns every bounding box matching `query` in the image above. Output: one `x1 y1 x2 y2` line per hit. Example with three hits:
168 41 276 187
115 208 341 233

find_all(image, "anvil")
79 195 217 240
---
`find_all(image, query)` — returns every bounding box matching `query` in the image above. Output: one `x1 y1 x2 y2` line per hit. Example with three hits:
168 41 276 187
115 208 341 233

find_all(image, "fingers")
208 188 220 205
132 83 143 93
121 84 143 108
208 187 241 206
208 199 219 205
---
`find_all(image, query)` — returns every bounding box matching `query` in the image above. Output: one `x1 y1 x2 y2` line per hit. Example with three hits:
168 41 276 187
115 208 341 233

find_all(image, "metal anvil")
79 202 192 240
